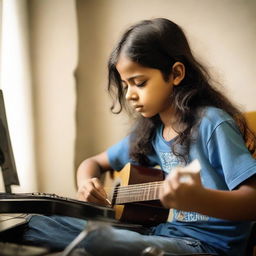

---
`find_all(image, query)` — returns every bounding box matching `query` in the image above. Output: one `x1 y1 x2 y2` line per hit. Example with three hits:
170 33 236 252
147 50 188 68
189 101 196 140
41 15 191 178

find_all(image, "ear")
171 62 185 86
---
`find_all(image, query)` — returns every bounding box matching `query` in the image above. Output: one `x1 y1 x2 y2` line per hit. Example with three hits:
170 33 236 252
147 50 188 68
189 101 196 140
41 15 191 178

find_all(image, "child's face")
116 55 175 118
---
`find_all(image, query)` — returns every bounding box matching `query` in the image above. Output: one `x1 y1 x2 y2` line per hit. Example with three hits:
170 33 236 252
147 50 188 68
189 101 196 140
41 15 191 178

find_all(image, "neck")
162 125 178 141
159 106 176 127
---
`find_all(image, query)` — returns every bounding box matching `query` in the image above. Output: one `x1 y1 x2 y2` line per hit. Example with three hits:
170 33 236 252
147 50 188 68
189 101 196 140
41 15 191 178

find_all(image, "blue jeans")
22 215 219 256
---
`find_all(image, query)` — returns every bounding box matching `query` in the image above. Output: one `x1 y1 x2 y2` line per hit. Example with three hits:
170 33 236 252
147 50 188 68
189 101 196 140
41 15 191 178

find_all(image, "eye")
136 81 147 88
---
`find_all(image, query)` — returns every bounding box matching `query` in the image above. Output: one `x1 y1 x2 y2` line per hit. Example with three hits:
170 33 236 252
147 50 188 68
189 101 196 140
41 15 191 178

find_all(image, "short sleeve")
207 120 256 190
106 136 132 170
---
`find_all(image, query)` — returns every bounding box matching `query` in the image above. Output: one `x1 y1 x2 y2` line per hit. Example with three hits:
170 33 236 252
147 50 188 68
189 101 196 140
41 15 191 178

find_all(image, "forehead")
116 55 150 79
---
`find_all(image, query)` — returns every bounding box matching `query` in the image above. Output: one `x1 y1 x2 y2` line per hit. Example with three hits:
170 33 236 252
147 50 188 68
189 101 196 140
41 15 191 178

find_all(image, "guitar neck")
113 181 164 204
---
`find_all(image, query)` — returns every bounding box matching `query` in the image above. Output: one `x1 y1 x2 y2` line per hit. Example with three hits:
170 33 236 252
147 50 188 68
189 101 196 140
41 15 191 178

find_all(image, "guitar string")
104 181 163 191
108 183 164 202
112 182 163 191
112 188 162 197
113 193 161 201
112 184 163 195
105 182 163 195
113 190 162 197
104 182 164 202
113 193 161 203
115 194 159 200
107 187 163 199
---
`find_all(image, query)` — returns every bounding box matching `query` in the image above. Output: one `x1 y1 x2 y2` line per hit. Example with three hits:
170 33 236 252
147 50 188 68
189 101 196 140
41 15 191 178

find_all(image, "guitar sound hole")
111 179 121 205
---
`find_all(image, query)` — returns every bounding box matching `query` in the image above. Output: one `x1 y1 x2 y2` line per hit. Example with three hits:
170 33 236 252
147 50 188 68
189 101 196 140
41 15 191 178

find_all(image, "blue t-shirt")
107 107 256 256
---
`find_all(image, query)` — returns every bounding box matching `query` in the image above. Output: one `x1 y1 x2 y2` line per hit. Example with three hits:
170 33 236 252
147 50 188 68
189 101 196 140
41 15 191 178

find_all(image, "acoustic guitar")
104 163 170 226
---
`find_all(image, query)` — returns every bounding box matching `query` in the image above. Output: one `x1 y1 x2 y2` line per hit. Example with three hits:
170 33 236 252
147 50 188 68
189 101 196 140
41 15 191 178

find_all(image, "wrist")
187 185 208 213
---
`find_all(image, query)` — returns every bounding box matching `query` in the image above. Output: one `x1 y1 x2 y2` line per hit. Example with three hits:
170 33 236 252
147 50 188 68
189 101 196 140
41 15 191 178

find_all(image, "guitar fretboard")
113 181 163 204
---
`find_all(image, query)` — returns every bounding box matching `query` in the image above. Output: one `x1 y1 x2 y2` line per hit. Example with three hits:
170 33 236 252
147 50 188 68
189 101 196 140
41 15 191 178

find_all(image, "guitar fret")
143 184 146 201
147 182 150 201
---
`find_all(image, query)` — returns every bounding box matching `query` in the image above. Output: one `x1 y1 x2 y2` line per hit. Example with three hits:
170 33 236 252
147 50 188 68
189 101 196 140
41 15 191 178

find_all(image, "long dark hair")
107 18 256 165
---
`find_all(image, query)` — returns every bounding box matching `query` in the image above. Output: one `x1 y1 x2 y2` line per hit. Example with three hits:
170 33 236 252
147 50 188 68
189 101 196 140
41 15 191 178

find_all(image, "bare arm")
195 176 256 220
160 167 256 221
76 151 113 205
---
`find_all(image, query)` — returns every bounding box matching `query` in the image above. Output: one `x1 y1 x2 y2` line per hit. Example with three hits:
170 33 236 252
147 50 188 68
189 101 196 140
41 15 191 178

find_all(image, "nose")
125 86 138 101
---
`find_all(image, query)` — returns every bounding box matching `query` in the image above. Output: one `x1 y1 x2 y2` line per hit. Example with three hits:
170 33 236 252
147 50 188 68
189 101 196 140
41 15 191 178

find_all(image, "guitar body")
104 164 169 226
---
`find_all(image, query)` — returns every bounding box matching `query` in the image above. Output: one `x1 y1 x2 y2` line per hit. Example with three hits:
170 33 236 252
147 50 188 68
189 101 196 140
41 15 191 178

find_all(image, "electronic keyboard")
0 192 115 221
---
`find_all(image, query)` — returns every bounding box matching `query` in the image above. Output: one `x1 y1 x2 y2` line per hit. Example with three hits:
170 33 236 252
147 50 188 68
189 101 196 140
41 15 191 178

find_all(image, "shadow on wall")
75 0 130 169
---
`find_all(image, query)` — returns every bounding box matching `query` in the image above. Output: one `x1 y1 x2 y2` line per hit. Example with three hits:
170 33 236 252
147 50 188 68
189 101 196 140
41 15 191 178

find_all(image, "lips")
133 105 143 112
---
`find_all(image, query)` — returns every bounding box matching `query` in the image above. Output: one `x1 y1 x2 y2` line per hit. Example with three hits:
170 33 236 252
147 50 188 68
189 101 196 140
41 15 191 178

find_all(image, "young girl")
23 18 256 256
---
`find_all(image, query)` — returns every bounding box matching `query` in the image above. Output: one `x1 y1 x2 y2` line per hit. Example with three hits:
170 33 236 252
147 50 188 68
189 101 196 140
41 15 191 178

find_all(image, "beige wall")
75 0 256 167
29 0 77 197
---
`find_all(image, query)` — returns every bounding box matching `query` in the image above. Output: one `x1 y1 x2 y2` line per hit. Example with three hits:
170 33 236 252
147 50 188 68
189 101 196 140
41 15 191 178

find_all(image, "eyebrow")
121 75 145 83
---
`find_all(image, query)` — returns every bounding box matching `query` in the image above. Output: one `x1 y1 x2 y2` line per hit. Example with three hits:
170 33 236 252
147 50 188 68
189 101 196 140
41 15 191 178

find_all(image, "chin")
140 112 155 118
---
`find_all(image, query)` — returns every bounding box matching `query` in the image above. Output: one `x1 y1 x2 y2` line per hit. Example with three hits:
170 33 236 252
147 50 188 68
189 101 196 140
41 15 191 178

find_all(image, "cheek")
157 89 169 98
151 88 171 105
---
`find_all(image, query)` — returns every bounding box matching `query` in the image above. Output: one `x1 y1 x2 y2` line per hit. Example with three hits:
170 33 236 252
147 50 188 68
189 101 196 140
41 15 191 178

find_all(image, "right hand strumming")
77 177 110 206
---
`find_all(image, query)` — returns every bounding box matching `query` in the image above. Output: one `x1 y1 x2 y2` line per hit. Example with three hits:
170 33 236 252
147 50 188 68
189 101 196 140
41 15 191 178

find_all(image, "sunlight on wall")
29 0 77 197
0 0 37 192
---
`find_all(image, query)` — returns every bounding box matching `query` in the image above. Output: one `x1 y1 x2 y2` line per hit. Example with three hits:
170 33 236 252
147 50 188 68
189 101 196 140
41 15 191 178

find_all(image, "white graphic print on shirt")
159 151 209 222
159 152 181 173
